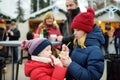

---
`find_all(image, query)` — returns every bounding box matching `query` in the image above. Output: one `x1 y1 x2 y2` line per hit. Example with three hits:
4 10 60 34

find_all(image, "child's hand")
54 58 63 67
57 35 63 42
60 56 72 67
50 55 63 67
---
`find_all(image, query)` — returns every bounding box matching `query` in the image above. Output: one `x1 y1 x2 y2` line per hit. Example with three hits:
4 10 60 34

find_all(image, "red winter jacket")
36 22 61 38
25 60 66 80
35 23 61 49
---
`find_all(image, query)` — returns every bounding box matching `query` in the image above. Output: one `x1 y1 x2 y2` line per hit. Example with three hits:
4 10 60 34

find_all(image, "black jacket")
65 7 80 36
62 7 80 53
8 28 20 40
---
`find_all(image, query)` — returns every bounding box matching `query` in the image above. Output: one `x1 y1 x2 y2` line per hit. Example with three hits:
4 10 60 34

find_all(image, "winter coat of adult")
36 22 61 49
113 27 120 54
36 22 61 38
8 28 20 40
66 25 105 80
64 7 80 36
61 7 80 55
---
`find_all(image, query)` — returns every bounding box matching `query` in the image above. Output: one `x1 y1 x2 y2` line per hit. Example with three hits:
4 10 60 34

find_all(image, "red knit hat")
71 7 95 33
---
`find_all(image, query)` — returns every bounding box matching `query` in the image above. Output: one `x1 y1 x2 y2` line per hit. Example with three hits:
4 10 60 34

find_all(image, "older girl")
60 7 105 80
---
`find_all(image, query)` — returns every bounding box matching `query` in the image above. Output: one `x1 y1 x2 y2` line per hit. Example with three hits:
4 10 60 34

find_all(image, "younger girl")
21 38 66 80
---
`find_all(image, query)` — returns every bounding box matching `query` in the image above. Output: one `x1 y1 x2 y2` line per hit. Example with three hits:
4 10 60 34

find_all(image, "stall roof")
28 5 67 20
95 5 120 22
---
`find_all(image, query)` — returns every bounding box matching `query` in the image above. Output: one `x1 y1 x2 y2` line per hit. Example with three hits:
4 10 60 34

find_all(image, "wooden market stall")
95 5 120 33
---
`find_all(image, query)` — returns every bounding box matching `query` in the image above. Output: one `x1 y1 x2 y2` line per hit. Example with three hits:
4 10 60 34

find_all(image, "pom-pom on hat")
21 38 52 56
71 7 95 33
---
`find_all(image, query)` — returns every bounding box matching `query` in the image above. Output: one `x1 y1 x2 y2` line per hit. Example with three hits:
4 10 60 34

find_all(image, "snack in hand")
60 51 67 57
61 51 64 55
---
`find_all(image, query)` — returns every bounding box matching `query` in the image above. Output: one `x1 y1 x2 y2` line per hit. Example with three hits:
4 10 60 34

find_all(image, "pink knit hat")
21 38 51 56
71 7 95 33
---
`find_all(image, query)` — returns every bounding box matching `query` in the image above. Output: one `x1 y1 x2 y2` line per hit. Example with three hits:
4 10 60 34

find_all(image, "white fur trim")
31 56 52 63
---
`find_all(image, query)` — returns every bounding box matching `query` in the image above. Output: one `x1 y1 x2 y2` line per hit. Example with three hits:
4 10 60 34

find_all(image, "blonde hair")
40 11 59 29
43 12 54 22
74 33 87 48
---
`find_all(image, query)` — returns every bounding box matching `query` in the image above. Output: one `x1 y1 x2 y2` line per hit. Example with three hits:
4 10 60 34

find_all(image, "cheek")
75 32 84 39
75 34 82 39
71 5 75 9
44 54 50 58
45 51 52 57
40 53 51 58
47 19 53 22
46 20 49 23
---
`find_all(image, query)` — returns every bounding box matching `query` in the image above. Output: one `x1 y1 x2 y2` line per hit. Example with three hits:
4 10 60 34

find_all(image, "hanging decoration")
52 6 59 15
95 6 119 18
107 7 117 19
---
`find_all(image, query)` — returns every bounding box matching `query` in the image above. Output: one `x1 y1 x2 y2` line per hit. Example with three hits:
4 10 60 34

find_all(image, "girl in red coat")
21 38 67 80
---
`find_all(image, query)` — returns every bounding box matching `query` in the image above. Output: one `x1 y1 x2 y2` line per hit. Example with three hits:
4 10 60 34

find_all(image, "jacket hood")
85 24 105 47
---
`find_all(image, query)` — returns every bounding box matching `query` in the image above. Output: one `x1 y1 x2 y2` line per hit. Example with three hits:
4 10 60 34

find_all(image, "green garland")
0 13 11 20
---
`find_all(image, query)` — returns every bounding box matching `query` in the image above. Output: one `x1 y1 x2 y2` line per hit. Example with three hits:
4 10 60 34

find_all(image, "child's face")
74 29 85 39
38 45 52 58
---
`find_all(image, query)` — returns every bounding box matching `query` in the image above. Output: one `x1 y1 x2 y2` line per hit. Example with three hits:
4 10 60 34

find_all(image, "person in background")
7 21 20 63
103 26 116 58
0 18 6 80
0 18 7 57
114 23 120 55
103 23 111 55
107 27 116 54
35 11 62 50
63 0 80 36
35 11 61 40
21 38 67 80
0 18 7 41
59 19 67 36
26 30 34 40
103 31 109 55
57 0 80 55
59 7 105 80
